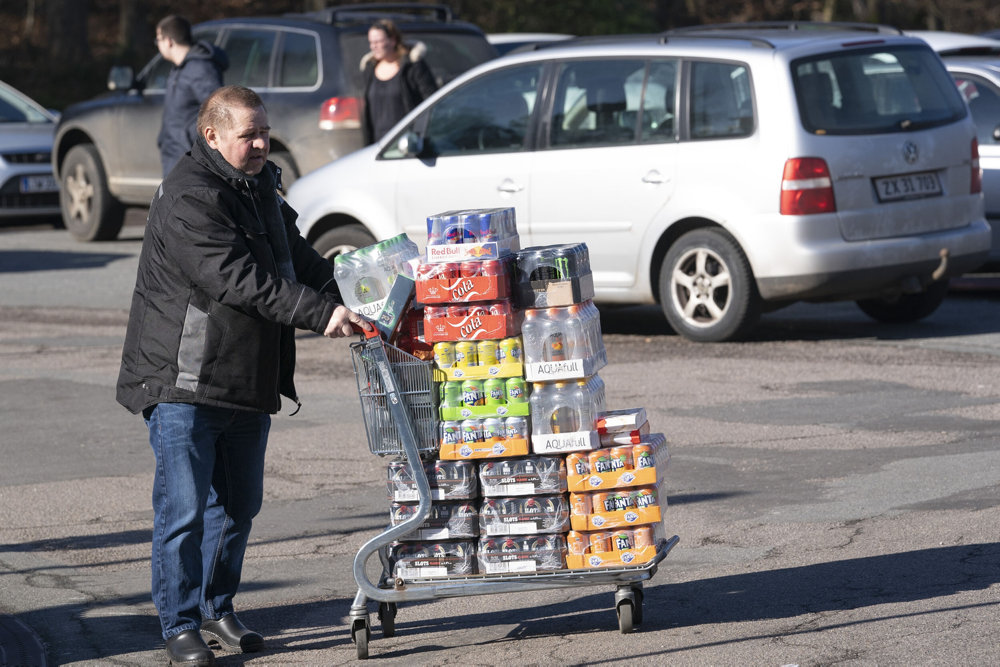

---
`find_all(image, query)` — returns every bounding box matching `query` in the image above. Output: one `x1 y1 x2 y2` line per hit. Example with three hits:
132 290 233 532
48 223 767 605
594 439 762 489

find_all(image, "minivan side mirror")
107 66 136 91
397 132 424 157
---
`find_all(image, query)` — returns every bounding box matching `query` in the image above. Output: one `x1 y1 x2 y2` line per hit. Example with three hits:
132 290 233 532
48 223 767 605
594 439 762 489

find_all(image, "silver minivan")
289 23 991 342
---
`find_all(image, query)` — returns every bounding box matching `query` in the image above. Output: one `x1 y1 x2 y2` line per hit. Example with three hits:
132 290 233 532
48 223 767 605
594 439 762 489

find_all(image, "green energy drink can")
505 376 527 404
442 381 463 408
461 379 484 407
484 377 506 406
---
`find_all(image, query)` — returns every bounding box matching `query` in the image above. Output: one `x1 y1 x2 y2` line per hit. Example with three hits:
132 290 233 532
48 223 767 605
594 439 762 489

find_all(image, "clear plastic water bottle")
521 308 543 364
529 381 553 435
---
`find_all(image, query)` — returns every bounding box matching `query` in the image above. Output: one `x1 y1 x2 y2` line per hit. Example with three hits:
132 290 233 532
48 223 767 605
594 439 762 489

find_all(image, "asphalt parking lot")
1 224 999 665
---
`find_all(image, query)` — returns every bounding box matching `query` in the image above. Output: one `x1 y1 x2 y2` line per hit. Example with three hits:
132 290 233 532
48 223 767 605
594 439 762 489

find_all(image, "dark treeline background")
3 0 1000 109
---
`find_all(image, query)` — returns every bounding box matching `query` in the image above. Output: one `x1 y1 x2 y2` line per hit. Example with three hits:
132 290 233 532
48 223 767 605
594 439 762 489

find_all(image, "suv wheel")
660 229 759 342
855 280 949 323
313 224 376 263
60 144 125 242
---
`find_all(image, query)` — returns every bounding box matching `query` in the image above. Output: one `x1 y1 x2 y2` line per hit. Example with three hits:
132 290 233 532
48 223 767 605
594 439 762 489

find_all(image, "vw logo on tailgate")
902 140 919 164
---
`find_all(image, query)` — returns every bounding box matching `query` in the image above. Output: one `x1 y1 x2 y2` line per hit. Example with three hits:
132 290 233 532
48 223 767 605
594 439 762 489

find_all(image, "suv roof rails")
666 21 903 36
300 3 454 26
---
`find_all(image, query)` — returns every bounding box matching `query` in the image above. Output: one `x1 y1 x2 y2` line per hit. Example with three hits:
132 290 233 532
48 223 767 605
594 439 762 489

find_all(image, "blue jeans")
144 403 269 640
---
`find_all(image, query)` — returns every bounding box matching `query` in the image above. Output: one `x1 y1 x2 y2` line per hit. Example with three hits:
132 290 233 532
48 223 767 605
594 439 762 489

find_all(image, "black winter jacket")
157 40 228 175
360 42 438 145
116 138 342 415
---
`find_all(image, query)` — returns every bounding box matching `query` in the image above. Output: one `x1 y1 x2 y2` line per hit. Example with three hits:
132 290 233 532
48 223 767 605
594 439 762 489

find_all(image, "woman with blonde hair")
360 18 438 145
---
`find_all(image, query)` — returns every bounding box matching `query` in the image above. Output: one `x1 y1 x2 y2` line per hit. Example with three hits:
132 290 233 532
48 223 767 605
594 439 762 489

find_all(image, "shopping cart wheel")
631 585 644 625
616 599 635 634
351 616 371 659
378 601 397 638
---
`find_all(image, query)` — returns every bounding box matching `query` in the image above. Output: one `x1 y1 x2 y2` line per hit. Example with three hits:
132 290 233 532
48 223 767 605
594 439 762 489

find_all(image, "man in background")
155 14 228 176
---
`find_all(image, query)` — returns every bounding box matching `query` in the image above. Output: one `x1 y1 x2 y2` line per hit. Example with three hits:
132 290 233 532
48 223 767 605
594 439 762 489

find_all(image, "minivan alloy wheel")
60 144 125 241
660 228 759 342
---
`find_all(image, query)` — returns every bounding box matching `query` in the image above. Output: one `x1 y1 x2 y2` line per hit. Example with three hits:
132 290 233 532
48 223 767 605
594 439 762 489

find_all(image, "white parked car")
906 30 1000 268
289 23 991 342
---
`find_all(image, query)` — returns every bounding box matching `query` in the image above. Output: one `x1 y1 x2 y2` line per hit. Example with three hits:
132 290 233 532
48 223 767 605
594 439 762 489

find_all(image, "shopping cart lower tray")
348 332 679 659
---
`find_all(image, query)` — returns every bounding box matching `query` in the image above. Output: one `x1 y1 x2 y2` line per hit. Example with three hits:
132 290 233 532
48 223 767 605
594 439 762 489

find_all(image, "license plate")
873 171 942 202
20 174 58 193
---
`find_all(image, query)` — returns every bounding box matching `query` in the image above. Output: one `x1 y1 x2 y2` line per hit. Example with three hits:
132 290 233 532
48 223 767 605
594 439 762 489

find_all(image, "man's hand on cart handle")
324 305 374 339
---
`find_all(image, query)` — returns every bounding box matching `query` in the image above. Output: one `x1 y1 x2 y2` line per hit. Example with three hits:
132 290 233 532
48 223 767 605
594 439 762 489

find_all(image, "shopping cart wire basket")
351 337 438 456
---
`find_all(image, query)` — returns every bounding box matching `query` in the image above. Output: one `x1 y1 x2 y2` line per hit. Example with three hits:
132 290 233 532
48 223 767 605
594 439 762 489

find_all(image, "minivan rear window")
793 44 967 135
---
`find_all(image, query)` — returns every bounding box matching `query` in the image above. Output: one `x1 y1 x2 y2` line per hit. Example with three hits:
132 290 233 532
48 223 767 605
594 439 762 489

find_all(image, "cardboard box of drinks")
416 261 512 303
566 433 669 492
569 485 663 531
565 523 667 569
423 307 522 342
439 437 530 460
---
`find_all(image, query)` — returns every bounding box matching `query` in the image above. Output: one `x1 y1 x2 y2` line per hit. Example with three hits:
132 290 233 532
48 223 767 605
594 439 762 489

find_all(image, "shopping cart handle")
353 321 381 339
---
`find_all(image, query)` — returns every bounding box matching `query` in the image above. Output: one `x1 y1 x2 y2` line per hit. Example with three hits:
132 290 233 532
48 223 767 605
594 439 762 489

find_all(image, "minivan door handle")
497 178 524 193
642 170 666 184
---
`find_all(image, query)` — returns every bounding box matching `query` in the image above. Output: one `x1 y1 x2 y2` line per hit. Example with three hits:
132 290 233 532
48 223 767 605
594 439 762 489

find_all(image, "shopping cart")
348 328 679 659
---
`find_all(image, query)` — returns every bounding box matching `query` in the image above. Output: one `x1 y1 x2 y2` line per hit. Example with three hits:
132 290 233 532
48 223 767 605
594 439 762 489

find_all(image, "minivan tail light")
971 138 982 194
780 157 836 215
319 96 361 130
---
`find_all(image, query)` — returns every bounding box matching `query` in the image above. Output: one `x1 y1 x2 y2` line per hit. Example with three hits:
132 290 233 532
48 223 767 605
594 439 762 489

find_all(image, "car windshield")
0 86 51 123
793 44 967 135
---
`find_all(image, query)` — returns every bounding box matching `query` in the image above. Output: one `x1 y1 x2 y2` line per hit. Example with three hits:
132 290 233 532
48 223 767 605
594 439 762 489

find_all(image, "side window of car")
421 64 543 157
277 30 320 88
639 59 679 144
952 74 1000 146
222 28 277 88
549 59 645 148
690 60 754 140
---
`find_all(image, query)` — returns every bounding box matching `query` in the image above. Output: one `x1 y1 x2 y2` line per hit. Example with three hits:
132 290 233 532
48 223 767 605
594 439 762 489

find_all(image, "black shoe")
165 630 215 666
200 614 264 653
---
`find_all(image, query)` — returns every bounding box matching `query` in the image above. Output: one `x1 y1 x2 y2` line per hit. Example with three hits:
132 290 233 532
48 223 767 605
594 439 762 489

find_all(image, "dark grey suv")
53 4 496 241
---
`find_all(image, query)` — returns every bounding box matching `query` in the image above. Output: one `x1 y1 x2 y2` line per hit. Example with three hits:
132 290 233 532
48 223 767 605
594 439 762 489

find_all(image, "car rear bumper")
756 219 992 301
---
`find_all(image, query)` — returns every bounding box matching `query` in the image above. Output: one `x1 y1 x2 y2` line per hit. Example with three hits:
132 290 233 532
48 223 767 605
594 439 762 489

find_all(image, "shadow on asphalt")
0 249 133 272
12 541 997 662
359 542 999 661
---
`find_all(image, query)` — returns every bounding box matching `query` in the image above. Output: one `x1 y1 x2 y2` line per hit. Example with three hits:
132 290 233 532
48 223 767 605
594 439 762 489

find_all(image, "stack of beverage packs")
338 210 670 579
